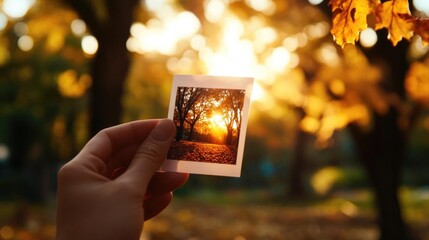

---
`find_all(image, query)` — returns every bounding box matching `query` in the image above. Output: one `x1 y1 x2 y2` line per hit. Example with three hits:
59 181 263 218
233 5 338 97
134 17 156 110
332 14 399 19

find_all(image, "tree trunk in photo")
64 0 139 136
187 122 196 141
225 126 233 145
176 119 185 141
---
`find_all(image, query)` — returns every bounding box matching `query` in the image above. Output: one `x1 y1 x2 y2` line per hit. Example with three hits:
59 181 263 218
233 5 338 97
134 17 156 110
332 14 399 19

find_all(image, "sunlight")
128 10 200 55
205 0 227 23
210 113 225 128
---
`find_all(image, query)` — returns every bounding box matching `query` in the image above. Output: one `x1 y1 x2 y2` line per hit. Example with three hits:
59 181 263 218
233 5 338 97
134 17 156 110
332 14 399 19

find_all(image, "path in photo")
168 141 238 164
168 86 245 165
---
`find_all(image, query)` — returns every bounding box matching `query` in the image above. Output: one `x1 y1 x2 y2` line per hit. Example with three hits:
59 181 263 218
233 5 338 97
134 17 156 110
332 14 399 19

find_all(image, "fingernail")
150 119 175 141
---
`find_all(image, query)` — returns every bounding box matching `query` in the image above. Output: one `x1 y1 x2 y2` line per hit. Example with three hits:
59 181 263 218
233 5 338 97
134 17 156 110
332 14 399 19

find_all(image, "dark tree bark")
174 87 204 141
352 31 418 240
64 0 139 136
287 109 310 198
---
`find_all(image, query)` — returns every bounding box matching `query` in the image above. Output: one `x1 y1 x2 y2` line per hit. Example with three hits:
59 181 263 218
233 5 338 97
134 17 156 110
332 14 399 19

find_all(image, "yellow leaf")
329 0 371 47
374 0 414 46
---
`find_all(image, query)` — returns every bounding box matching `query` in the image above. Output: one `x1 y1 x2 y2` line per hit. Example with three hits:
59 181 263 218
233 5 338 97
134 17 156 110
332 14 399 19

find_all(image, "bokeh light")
17 35 33 51
71 19 86 36
0 13 8 31
13 22 28 36
81 35 98 55
360 28 377 48
205 0 227 23
413 0 429 15
308 0 324 5
2 0 35 19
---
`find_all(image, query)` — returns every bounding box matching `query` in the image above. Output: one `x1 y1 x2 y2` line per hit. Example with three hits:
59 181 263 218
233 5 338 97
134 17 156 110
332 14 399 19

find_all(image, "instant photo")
160 75 253 177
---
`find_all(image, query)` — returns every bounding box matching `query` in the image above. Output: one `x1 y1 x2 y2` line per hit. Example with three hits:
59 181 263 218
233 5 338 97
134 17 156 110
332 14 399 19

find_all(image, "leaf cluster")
330 0 429 47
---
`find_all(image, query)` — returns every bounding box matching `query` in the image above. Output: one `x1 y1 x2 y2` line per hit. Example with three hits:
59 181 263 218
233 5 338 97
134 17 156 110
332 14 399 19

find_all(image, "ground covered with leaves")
1 189 429 240
142 191 429 240
168 141 237 164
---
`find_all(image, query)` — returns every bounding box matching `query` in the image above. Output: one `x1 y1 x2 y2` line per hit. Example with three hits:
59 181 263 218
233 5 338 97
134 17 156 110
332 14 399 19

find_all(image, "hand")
56 119 188 240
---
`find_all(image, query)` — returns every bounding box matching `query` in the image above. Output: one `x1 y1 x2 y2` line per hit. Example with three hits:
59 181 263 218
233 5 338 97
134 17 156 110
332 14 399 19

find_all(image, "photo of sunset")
167 86 245 165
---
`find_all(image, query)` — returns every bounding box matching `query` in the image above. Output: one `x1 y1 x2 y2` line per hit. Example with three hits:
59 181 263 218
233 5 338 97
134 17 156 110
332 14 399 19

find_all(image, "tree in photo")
219 89 245 146
184 89 218 141
174 87 204 141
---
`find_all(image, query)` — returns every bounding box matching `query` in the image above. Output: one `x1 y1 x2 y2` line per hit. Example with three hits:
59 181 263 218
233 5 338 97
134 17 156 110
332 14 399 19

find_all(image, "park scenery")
167 87 245 165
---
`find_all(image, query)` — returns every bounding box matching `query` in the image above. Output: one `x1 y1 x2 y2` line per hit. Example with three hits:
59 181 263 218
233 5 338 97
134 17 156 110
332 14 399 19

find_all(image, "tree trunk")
349 107 412 240
89 41 129 136
287 125 310 198
65 0 139 136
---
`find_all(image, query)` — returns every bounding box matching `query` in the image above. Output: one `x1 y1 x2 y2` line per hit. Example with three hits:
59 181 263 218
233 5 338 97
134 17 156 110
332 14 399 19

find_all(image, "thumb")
118 118 176 189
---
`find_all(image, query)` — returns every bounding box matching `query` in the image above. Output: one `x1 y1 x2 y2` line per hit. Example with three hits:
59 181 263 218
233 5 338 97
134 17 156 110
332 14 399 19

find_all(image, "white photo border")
160 74 254 177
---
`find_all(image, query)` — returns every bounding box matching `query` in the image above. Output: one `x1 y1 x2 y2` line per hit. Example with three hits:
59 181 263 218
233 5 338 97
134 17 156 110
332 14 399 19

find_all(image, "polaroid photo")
160 74 254 177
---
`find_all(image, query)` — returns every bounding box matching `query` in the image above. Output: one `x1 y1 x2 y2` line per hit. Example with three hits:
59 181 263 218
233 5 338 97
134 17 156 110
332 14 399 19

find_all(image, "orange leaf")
415 18 429 46
374 0 414 46
329 0 372 47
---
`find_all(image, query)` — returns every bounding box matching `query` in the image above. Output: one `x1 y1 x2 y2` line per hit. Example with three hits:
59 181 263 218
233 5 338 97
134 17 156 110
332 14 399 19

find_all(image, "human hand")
56 119 188 240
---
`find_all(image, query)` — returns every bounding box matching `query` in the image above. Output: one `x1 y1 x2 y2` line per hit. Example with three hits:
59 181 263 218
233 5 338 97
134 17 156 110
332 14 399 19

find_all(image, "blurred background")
0 0 429 239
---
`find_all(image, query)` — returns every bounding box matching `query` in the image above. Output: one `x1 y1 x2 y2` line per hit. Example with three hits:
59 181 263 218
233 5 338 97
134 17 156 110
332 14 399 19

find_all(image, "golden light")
245 0 276 15
305 22 330 40
205 0 227 23
71 19 86 36
57 70 92 98
210 113 226 128
359 28 377 48
283 37 299 51
300 116 320 133
17 35 33 51
81 35 98 55
311 167 342 195
266 47 291 73
0 13 7 31
251 82 266 102
191 35 206 51
329 79 346 96
128 11 200 55
144 0 166 12
46 31 65 52
2 0 35 19
316 43 340 66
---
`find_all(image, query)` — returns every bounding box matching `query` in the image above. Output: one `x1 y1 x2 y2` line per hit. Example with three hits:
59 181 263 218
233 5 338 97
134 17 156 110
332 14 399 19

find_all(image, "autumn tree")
318 0 429 239
185 89 217 141
220 89 245 146
174 87 205 141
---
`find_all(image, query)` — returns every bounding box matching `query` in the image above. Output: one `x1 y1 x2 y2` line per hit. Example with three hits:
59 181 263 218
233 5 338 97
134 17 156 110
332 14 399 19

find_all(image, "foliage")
330 0 429 47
